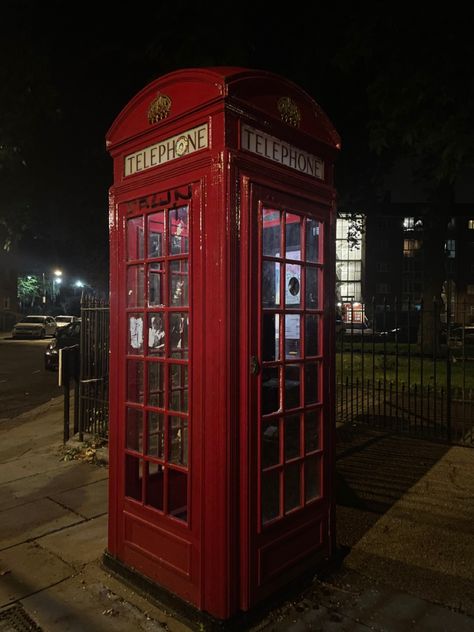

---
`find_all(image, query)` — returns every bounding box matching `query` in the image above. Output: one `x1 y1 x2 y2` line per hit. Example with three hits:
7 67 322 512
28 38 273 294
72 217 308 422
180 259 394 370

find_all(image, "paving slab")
0 498 83 550
0 463 107 512
22 564 192 632
0 542 72 607
49 477 108 519
39 514 108 568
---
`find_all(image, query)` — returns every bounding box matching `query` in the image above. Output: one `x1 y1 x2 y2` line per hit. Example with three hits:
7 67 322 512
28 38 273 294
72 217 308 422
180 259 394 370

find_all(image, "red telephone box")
105 67 340 620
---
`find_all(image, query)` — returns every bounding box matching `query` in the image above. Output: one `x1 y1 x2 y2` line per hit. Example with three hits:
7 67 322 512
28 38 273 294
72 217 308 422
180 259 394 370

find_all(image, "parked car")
12 315 56 339
55 314 80 329
44 321 81 370
449 325 474 344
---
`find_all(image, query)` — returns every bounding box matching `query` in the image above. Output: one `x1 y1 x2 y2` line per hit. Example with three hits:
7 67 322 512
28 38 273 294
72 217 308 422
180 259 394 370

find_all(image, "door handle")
250 356 260 376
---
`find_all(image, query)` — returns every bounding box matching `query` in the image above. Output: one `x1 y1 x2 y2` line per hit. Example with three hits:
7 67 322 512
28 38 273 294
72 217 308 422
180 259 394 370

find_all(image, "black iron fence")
78 295 109 439
336 298 474 446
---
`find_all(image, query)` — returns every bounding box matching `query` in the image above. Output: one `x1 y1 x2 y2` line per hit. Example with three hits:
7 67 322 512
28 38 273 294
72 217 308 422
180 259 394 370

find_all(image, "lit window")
403 239 422 257
403 217 414 230
468 219 474 229
445 240 456 258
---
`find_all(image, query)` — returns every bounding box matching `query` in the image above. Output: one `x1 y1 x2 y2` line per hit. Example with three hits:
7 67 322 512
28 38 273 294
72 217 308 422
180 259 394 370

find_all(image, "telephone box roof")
106 67 341 152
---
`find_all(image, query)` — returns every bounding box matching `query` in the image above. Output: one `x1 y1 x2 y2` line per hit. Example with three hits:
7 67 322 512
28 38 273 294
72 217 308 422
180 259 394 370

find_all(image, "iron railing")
336 298 474 446
78 294 109 439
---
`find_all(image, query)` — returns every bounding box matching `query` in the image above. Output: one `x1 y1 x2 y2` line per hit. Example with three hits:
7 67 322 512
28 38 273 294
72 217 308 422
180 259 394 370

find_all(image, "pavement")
1 397 474 631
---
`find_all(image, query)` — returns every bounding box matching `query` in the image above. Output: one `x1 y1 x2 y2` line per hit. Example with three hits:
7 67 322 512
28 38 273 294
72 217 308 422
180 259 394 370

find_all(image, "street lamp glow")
75 280 84 288
53 269 62 277
54 277 62 284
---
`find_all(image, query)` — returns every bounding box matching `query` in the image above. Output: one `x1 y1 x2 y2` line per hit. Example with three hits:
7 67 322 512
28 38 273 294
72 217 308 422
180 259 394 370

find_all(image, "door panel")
246 184 331 604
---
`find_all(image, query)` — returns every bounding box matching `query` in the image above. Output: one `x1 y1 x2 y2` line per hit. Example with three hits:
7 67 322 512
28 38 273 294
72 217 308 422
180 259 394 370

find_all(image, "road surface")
0 335 62 420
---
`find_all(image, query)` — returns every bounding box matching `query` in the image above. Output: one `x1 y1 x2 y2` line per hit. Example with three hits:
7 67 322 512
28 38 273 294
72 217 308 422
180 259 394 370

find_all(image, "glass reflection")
285 213 301 259
285 364 300 410
148 313 165 356
148 263 163 307
147 411 164 458
146 462 164 511
262 313 280 361
126 265 144 307
170 313 188 358
305 218 320 262
305 314 318 357
285 314 300 359
126 408 143 453
170 260 188 306
127 216 144 261
127 360 144 404
169 416 188 466
169 206 189 255
262 470 280 524
305 456 321 501
262 261 280 307
261 367 280 415
261 419 280 468
305 362 319 405
148 212 164 258
284 415 301 460
284 462 301 513
168 469 188 522
305 267 318 309
262 208 281 257
148 362 164 408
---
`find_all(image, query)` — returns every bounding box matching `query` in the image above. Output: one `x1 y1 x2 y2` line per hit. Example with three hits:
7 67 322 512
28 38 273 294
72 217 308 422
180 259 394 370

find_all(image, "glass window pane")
147 313 165 356
148 362 164 408
285 263 301 307
262 470 280 525
147 411 164 458
284 415 301 460
262 208 281 257
146 462 164 511
284 462 301 513
261 419 280 468
169 416 188 466
169 364 188 412
127 360 144 403
261 367 280 415
170 313 189 359
262 313 280 361
126 265 144 307
127 216 144 260
305 456 321 502
126 407 143 452
304 362 319 405
128 314 144 355
305 267 319 309
262 261 280 307
285 314 301 359
168 469 187 522
286 213 301 259
305 410 321 453
285 364 300 410
169 206 189 255
125 455 142 501
148 212 164 258
148 263 164 307
305 218 320 262
305 315 319 357
170 260 188 306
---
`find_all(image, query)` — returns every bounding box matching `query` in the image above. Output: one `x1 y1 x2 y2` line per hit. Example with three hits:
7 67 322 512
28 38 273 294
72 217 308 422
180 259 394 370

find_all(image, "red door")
114 182 201 605
242 183 333 608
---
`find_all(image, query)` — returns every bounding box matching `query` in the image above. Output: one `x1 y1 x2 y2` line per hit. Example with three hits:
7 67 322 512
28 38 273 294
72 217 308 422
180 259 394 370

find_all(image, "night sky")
2 3 473 290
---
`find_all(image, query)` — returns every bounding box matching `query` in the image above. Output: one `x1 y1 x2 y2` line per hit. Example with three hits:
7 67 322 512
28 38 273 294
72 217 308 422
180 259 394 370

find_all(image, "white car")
12 315 57 339
55 315 80 329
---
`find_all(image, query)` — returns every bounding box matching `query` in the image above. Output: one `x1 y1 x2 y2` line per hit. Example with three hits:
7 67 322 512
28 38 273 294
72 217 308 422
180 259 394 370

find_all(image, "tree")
17 275 42 310
333 10 474 350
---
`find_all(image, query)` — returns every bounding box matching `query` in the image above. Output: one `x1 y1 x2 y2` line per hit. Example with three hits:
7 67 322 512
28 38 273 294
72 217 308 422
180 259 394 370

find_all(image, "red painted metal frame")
107 67 339 620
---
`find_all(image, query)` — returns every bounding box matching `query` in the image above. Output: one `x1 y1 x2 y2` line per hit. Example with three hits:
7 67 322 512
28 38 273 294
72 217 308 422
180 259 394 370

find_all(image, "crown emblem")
277 97 301 127
148 93 172 124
